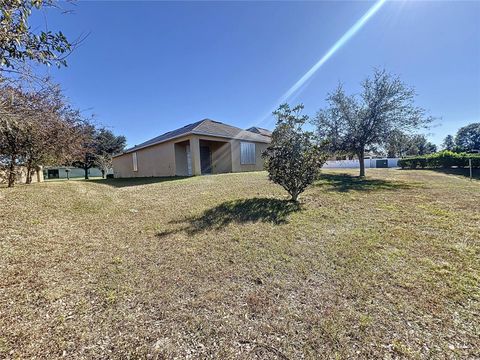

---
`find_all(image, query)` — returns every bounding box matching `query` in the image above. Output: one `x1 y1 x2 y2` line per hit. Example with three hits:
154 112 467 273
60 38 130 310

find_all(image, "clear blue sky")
35 1 479 147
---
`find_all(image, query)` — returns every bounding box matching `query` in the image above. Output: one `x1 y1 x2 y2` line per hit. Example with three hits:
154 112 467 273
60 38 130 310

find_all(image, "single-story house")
112 119 271 178
323 157 400 169
43 166 108 179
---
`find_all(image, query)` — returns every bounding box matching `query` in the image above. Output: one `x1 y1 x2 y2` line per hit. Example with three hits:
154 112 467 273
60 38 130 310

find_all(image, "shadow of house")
316 173 413 192
157 197 300 237
93 176 188 188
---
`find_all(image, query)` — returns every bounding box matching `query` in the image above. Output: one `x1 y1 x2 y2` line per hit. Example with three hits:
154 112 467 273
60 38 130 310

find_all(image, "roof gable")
192 120 270 142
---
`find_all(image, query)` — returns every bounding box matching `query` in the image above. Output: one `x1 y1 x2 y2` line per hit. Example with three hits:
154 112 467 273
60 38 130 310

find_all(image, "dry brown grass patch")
0 169 479 358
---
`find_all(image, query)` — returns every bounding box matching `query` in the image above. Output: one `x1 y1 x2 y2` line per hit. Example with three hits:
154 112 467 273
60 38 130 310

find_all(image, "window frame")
240 142 256 165
132 152 138 172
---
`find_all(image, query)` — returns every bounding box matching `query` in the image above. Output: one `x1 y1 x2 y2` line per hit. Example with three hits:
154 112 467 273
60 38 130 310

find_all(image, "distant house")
43 166 106 179
323 157 400 169
246 127 272 137
0 166 44 184
112 119 271 178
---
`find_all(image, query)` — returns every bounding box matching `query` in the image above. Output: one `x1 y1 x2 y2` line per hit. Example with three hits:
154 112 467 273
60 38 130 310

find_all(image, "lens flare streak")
278 0 388 104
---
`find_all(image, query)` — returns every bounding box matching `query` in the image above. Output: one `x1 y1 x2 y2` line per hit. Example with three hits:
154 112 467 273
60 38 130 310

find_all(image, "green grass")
0 169 479 359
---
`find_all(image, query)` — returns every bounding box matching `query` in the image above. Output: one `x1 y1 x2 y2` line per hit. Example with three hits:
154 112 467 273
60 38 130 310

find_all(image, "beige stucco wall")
211 141 232 174
230 139 269 173
0 166 44 184
196 138 232 174
112 134 269 178
174 142 189 176
113 140 177 178
193 135 268 174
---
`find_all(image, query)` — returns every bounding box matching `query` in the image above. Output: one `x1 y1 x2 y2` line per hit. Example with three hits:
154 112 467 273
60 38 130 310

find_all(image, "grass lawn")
1 169 479 359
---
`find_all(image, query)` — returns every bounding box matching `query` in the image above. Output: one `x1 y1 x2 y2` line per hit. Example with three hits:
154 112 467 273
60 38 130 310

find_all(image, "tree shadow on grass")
156 197 301 237
407 168 480 181
93 176 188 188
316 173 413 192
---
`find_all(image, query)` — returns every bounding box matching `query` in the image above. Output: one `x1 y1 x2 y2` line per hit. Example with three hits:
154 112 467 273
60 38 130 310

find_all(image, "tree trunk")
7 156 16 187
290 191 299 202
25 162 33 184
358 151 366 178
101 169 105 179
84 165 89 180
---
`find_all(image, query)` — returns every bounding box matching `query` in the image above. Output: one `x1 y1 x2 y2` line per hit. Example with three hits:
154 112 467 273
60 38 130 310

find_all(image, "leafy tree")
314 69 432 177
21 86 87 183
94 128 126 157
0 0 72 72
74 127 126 179
0 86 29 186
385 131 436 157
94 128 126 178
262 103 326 202
385 130 412 157
94 153 113 179
407 134 437 155
455 123 480 152
442 134 455 151
385 130 437 157
73 123 96 180
0 83 86 186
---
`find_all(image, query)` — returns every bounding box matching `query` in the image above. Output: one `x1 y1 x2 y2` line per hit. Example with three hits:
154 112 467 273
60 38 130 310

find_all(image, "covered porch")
174 136 232 176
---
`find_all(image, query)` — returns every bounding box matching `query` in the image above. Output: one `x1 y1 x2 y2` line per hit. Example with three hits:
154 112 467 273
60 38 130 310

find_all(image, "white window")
240 142 256 165
132 152 138 172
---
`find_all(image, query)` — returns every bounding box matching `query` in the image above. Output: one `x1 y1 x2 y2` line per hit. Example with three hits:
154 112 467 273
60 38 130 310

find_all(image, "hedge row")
398 151 480 169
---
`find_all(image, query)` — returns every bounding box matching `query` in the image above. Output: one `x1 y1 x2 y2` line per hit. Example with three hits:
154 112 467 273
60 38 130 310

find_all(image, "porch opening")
199 139 232 175
200 145 212 174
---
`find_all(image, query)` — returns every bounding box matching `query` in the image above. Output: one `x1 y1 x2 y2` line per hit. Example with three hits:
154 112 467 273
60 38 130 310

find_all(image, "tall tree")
385 130 412 158
22 90 87 183
455 123 480 152
0 86 29 186
314 69 432 177
0 83 85 186
262 103 326 202
94 153 114 179
442 134 455 151
73 127 126 179
407 134 437 156
73 123 96 180
385 131 437 157
93 128 126 178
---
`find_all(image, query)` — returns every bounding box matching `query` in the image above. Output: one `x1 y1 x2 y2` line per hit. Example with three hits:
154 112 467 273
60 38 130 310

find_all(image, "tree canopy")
0 0 72 72
384 131 436 158
313 69 432 177
73 127 126 179
442 134 455 151
263 103 326 201
0 83 87 186
455 123 480 152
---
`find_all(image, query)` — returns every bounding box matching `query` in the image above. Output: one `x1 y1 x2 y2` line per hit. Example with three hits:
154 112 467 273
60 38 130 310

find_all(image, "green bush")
398 151 480 169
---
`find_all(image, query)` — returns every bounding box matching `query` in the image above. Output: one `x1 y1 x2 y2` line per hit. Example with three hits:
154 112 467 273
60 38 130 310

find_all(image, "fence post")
469 158 472 181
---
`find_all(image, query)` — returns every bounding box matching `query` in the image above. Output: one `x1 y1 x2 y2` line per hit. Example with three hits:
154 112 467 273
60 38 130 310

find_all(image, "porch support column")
230 140 239 173
190 137 202 175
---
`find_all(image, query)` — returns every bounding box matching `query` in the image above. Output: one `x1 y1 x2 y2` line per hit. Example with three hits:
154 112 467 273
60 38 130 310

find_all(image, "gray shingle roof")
121 119 270 155
246 126 272 137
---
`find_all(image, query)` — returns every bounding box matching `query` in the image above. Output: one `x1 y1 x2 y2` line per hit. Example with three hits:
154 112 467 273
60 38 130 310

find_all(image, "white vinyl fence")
323 158 399 169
